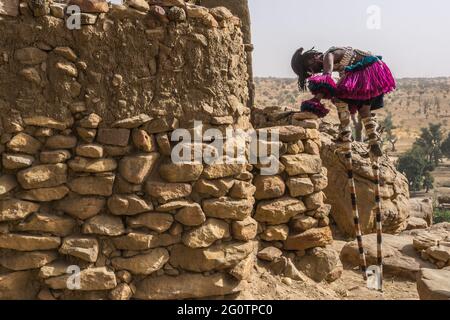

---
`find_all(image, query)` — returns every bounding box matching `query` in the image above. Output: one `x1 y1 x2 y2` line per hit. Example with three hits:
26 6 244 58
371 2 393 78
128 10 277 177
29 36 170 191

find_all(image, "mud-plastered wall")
0 0 332 300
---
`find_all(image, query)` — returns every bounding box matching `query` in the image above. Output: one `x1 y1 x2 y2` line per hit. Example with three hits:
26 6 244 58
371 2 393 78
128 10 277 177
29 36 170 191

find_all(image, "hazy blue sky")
249 0 450 78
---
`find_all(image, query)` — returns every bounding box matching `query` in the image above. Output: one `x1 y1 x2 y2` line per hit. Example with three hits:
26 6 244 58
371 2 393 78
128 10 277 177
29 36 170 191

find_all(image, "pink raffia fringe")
307 74 337 99
337 61 396 100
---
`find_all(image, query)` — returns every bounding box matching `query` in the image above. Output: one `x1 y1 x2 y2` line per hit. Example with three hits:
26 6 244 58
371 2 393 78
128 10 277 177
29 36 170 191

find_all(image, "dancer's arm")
323 52 334 75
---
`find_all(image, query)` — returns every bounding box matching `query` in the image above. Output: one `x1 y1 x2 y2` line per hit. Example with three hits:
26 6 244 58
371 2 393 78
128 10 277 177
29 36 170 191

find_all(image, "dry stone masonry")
0 0 336 300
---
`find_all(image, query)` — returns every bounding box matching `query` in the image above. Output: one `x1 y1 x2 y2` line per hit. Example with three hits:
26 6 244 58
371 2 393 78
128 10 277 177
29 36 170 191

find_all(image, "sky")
248 0 450 79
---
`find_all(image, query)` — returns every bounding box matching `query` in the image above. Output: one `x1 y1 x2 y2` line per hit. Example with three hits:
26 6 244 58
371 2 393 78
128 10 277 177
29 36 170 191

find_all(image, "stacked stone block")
252 118 333 254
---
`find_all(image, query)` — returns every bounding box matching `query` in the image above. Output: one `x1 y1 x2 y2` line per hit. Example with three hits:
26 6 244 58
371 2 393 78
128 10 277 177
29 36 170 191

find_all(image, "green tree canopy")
397 146 429 191
414 123 443 167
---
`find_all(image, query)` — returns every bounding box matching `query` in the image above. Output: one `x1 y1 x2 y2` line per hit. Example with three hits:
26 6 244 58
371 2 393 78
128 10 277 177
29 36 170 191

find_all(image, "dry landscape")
255 77 450 200
0 0 449 302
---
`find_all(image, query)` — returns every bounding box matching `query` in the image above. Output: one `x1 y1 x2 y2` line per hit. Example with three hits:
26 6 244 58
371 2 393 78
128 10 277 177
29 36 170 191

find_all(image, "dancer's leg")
336 102 368 280
360 106 383 157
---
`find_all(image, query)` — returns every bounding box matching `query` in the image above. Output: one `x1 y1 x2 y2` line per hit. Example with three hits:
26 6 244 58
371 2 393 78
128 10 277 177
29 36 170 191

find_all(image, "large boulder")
409 197 433 226
417 268 450 300
294 246 343 283
320 133 410 236
340 233 435 280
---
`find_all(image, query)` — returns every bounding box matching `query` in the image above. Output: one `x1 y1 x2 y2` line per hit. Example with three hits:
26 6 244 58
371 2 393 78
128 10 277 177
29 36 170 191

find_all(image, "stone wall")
253 106 411 237
0 1 332 300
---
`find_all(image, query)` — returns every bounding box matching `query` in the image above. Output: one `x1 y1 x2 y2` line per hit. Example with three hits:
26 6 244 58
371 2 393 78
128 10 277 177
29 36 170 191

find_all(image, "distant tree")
381 112 398 152
423 171 434 193
442 134 450 158
414 123 443 167
397 146 429 191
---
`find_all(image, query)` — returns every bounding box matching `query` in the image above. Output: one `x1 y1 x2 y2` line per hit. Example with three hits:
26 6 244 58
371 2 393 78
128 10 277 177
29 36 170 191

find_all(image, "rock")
68 174 115 196
112 114 152 128
2 153 34 169
112 232 181 251
55 195 105 220
194 178 234 197
145 181 192 203
40 150 71 164
426 244 450 263
341 233 435 280
159 161 203 183
290 215 318 232
79 113 102 128
82 214 125 236
321 136 410 236
0 271 38 299
59 236 99 262
231 217 258 241
110 283 133 300
229 253 255 281
281 154 322 176
409 197 433 226
112 248 169 275
107 194 151 216
97 128 130 146
157 200 196 212
68 157 117 173
75 144 104 158
127 213 174 233
0 199 40 222
170 241 254 272
294 246 343 282
182 218 230 248
0 0 19 17
284 227 333 251
413 232 441 251
174 204 206 226
261 225 289 241
253 175 285 200
144 117 178 134
155 133 172 156
128 0 150 12
229 181 256 199
202 161 246 179
417 268 450 300
134 273 240 300
45 135 77 149
257 247 283 262
255 197 306 225
286 177 315 197
0 175 18 195
304 192 324 210
39 260 72 279
270 256 309 282
17 164 67 189
406 217 429 231
15 212 75 236
119 153 159 184
131 129 156 152
114 176 142 194
0 234 60 251
167 5 186 21
18 185 70 202
53 47 77 62
203 197 254 220
68 0 109 13
0 251 58 271
23 116 71 130
7 133 41 154
45 267 117 291
14 47 47 65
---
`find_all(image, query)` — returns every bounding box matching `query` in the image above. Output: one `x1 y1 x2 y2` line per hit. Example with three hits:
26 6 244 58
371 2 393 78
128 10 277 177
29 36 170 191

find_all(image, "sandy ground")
235 263 418 300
